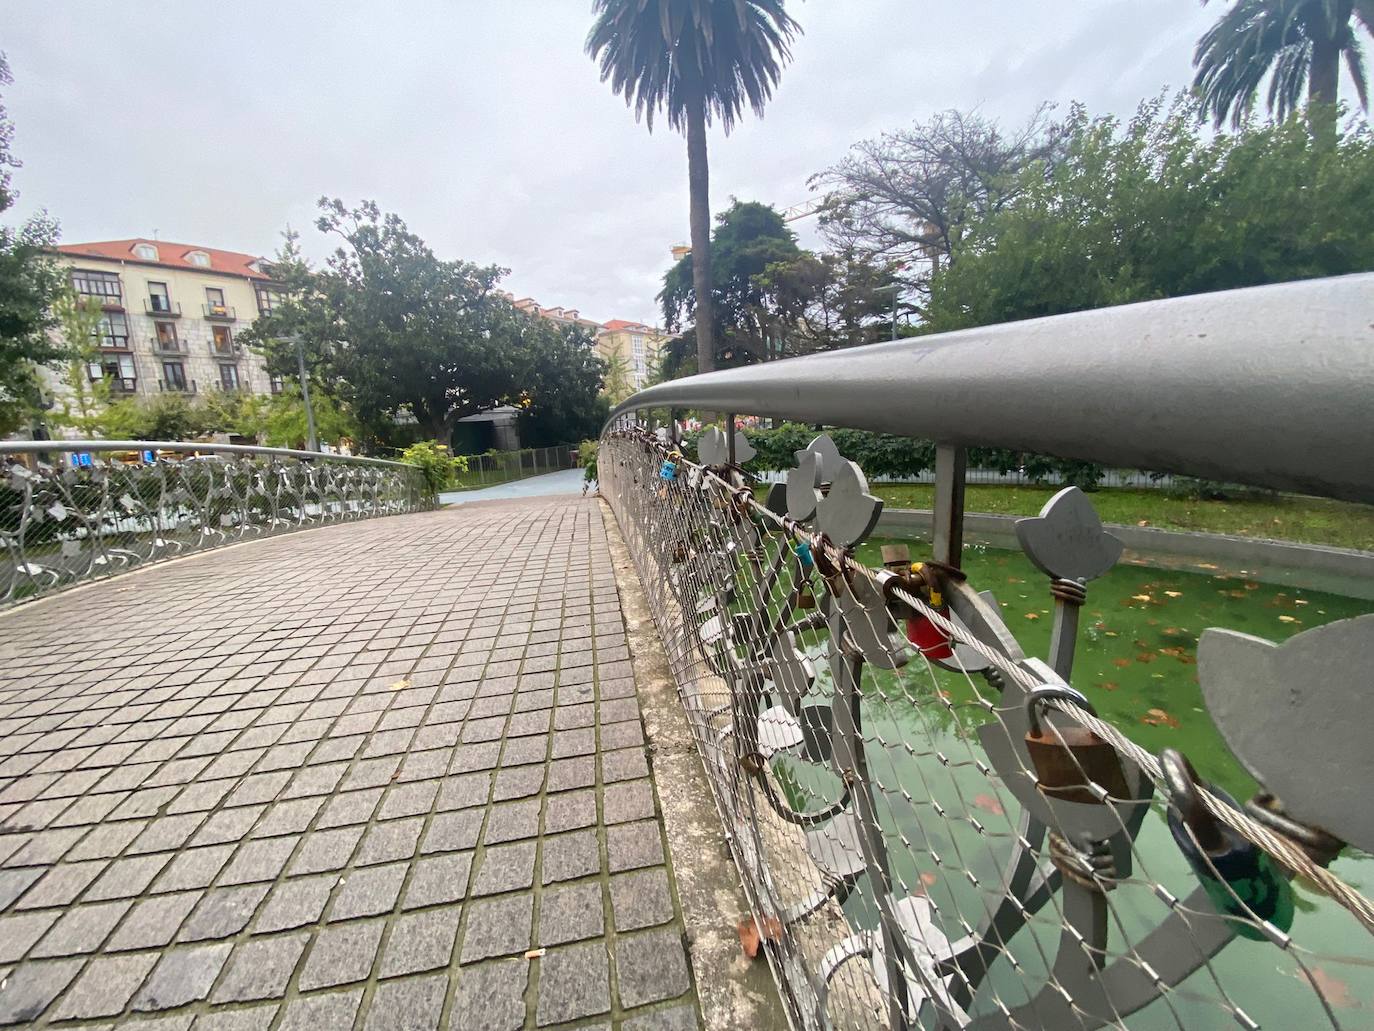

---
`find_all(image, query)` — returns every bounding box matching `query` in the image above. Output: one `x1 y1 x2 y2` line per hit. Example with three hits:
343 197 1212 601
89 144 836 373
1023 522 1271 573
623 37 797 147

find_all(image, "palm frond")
587 0 800 134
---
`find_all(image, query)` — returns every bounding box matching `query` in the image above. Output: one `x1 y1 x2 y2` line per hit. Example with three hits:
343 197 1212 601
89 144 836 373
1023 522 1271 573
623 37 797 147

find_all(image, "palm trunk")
686 94 715 376
1308 28 1341 144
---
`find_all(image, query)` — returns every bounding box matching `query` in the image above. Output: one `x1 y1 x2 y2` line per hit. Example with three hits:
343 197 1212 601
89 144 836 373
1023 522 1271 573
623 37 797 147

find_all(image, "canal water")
772 534 1374 1027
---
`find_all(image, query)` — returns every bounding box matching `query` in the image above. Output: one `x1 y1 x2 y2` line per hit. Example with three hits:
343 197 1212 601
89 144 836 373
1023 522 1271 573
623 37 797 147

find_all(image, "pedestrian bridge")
2 274 1373 1030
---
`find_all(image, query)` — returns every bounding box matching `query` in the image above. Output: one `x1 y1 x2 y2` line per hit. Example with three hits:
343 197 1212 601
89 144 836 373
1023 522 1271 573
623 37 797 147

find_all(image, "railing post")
932 443 966 568
726 413 737 466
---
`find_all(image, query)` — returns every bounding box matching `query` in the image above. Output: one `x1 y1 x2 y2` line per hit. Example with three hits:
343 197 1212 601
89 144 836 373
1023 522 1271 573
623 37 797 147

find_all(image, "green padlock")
1161 750 1293 941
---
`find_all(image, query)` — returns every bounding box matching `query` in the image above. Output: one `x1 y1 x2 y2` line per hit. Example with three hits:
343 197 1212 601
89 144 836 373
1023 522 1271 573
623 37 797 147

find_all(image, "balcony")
158 378 197 394
203 303 237 321
145 298 182 317
151 340 185 357
108 376 138 394
208 341 241 359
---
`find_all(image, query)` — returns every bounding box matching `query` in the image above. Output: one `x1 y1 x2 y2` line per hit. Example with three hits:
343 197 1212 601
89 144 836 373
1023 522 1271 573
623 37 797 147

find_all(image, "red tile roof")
54 239 271 280
602 319 654 332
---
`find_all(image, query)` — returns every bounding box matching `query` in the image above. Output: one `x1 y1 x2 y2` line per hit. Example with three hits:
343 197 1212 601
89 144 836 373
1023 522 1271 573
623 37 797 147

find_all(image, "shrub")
578 440 599 483
400 441 469 494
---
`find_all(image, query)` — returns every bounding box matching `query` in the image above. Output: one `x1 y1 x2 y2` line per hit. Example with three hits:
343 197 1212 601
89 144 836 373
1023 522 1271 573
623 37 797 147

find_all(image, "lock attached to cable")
1161 749 1293 940
1023 686 1130 805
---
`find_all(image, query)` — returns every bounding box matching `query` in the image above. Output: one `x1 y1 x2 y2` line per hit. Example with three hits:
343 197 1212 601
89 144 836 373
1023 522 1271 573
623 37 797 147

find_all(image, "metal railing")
446 442 580 491
0 440 432 608
600 273 1374 1030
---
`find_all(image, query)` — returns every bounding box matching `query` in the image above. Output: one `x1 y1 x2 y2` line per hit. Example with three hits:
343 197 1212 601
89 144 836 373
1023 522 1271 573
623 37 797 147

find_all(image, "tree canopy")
0 53 67 435
242 200 605 451
923 95 1374 332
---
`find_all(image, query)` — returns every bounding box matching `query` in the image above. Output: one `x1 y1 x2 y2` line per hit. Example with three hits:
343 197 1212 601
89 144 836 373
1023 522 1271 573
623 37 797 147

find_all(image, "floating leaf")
1112 658 1131 668
1244 582 1260 590
1136 652 1156 664
972 793 1005 817
1278 615 1298 624
1142 707 1181 728
1024 612 1039 621
1100 681 1119 691
920 872 938 887
1131 594 1153 603
1295 966 1356 1009
1164 590 1182 598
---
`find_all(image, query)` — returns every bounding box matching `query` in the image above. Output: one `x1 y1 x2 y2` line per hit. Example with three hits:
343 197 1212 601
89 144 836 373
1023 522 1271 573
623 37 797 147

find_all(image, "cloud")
4 0 1218 325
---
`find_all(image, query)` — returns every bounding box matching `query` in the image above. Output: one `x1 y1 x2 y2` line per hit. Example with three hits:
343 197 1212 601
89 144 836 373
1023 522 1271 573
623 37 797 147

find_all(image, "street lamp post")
285 335 319 452
875 284 901 340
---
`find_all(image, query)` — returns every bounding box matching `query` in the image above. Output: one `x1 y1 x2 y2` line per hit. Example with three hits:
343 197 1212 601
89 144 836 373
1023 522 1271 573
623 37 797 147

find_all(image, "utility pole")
286 335 318 452
876 284 901 341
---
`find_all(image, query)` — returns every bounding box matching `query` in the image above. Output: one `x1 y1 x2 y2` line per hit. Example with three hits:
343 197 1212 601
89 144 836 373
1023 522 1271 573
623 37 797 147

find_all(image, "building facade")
596 320 670 392
50 239 280 406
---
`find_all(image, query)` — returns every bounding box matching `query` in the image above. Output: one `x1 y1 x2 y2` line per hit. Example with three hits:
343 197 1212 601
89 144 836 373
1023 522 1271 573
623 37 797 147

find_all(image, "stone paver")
0 500 701 1027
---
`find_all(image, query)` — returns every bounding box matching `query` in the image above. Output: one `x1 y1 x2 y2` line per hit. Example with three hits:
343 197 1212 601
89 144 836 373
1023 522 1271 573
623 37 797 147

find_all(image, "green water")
769 535 1374 1028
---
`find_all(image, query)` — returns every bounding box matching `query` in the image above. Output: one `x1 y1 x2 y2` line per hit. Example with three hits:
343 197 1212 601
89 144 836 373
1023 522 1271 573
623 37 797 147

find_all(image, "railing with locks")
0 440 433 608
599 274 1374 1031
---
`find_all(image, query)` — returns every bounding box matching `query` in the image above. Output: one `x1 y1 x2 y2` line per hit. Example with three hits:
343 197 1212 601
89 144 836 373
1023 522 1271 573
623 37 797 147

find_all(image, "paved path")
0 499 701 1029
439 469 586 507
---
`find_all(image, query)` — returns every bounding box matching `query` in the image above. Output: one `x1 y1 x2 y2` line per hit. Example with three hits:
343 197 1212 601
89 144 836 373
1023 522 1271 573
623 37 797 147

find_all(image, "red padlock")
904 564 954 660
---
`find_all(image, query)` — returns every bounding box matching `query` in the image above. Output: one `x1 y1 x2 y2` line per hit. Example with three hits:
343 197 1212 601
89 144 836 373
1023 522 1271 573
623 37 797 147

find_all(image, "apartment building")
596 320 670 391
50 238 281 403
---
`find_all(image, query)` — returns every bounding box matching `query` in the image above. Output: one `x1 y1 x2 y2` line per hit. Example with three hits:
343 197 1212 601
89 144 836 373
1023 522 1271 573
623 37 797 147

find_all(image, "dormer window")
134 243 159 261
187 251 211 268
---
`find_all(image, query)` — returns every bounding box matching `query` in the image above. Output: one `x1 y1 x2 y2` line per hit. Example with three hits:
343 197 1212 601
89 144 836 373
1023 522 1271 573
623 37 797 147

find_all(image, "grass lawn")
756 482 1374 551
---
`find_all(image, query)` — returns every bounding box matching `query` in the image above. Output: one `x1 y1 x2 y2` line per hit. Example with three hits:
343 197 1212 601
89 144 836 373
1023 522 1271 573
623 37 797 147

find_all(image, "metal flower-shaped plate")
1014 486 1122 582
1198 613 1374 853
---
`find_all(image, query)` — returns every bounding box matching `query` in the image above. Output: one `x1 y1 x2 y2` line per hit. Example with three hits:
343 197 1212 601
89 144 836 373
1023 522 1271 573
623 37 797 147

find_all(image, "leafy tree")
924 95 1374 333
587 0 801 377
261 388 358 450
517 323 609 447
0 53 68 435
812 106 1062 311
659 200 803 370
1194 0 1373 136
200 390 268 441
601 353 634 406
758 248 902 351
48 291 109 437
244 200 529 450
99 393 212 441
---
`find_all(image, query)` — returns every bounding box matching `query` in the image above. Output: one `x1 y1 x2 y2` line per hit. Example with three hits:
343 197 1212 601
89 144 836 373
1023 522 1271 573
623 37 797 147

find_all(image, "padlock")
796 578 816 610
793 539 814 571
1161 750 1293 940
659 457 678 481
672 541 687 564
1023 686 1130 804
903 562 954 660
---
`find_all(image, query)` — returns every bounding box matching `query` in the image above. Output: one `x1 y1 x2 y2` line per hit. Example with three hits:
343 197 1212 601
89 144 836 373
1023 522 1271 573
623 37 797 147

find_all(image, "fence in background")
601 274 1374 1030
450 443 579 490
0 440 432 608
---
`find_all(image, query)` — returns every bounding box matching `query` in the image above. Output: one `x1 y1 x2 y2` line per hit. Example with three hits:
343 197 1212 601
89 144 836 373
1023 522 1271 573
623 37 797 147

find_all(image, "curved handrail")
0 439 413 469
608 273 1374 503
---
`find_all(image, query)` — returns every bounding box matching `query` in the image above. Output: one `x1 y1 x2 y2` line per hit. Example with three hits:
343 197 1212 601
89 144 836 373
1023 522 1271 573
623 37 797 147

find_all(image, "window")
71 269 122 306
162 361 187 391
211 324 234 355
94 312 130 349
269 374 284 395
90 352 136 391
154 321 179 350
187 251 210 267
631 334 644 356
134 243 159 261
218 364 241 391
148 281 172 313
256 287 281 315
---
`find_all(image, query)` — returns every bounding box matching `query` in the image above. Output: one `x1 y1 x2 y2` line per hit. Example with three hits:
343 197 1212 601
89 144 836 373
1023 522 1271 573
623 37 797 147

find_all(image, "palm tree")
1193 0 1372 135
587 0 800 376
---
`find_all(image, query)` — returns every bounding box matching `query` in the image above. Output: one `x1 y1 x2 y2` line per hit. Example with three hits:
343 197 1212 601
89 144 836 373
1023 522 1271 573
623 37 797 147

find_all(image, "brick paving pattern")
0 499 702 1029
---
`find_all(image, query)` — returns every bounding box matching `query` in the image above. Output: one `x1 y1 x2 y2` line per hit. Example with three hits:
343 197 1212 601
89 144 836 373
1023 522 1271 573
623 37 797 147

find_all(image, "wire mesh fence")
0 440 432 608
450 443 580 490
600 425 1374 1031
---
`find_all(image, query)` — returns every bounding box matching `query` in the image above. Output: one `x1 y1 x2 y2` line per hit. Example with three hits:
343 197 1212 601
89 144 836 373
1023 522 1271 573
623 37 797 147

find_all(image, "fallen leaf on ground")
738 916 783 959
390 678 410 691
973 793 1005 817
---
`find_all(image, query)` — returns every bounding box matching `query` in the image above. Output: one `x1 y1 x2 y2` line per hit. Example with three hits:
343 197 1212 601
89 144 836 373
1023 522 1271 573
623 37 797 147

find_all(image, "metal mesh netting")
1 443 431 607
600 428 1374 1031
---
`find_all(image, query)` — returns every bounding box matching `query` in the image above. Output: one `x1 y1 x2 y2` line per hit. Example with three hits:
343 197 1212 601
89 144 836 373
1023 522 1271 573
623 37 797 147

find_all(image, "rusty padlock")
1024 686 1130 804
795 578 816 610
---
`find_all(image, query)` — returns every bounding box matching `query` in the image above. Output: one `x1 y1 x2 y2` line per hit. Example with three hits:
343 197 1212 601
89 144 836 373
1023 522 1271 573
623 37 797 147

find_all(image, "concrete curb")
876 508 1374 600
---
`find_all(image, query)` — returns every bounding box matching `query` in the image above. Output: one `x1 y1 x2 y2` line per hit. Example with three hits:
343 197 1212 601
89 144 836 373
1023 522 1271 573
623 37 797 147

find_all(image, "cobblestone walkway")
0 499 702 1030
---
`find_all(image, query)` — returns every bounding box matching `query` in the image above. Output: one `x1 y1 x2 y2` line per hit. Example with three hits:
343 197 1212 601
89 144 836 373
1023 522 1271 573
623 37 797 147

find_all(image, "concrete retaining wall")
875 508 1374 601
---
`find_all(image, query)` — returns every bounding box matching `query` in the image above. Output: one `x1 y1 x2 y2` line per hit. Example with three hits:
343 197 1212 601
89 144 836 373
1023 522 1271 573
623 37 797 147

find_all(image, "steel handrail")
608 273 1374 503
0 439 413 470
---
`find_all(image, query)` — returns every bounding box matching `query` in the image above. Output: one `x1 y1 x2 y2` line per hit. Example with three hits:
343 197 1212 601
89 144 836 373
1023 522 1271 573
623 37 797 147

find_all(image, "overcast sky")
5 1 1219 325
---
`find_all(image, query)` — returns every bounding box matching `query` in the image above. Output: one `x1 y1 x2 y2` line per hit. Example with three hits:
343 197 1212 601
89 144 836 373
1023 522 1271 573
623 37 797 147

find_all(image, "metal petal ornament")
815 460 883 549
1014 486 1123 583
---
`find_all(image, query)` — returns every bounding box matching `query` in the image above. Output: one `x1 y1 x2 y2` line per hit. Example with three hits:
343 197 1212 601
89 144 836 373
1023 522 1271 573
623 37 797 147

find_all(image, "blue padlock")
658 458 677 481
793 540 814 570
1161 750 1293 941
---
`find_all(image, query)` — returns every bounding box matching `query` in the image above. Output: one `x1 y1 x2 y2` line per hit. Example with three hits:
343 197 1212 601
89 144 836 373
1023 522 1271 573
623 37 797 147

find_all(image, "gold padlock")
796 579 816 610
1024 686 1129 804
